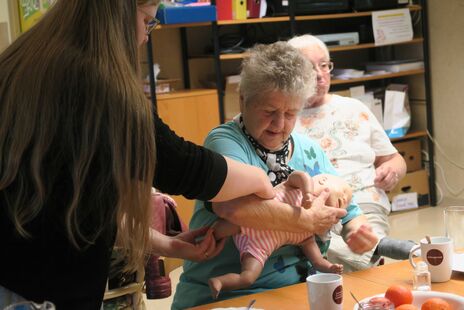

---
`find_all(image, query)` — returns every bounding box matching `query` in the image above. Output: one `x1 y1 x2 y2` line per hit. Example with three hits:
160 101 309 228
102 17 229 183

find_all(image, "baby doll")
208 171 352 299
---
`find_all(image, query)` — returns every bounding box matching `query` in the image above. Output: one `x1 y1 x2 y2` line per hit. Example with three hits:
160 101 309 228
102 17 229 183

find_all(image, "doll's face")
312 174 352 209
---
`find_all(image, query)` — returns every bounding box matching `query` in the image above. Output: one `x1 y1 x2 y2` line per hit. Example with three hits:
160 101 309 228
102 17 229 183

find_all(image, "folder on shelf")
247 0 261 18
217 0 233 20
232 0 247 20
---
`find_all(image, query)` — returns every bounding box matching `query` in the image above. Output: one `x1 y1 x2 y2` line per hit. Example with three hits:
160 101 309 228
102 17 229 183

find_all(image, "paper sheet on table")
372 8 413 46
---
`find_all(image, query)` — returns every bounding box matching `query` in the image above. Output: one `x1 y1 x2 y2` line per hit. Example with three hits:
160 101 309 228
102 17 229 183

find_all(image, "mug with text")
409 236 453 282
306 273 343 310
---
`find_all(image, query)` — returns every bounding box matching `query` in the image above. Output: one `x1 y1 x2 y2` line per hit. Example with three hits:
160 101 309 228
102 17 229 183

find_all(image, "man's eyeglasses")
138 8 160 35
315 61 334 73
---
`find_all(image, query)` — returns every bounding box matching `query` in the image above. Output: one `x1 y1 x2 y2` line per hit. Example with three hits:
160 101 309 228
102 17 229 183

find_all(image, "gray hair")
240 41 315 107
287 34 330 60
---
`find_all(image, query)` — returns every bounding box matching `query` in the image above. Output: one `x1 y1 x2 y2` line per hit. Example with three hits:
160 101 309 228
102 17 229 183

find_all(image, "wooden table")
188 260 464 309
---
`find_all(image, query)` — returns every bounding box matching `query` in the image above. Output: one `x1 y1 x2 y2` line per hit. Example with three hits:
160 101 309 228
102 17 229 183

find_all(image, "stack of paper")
332 69 365 80
365 59 424 73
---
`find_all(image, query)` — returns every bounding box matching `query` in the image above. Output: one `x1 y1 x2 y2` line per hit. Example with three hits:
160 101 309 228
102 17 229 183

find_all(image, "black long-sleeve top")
0 114 227 309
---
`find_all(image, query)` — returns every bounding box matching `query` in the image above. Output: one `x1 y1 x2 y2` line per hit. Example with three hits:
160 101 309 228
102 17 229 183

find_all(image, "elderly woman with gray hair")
172 42 378 309
288 34 411 272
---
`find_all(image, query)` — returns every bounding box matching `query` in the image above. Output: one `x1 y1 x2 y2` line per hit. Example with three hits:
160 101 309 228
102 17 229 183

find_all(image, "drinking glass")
444 206 464 252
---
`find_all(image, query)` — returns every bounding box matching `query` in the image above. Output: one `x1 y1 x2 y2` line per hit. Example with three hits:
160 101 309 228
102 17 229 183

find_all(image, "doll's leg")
301 236 343 274
208 253 263 299
211 218 241 240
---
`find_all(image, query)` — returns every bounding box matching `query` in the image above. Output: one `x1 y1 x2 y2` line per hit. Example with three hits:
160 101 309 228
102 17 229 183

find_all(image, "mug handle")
409 244 421 268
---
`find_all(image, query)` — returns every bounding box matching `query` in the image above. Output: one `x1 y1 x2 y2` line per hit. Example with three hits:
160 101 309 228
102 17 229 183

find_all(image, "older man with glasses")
288 34 414 272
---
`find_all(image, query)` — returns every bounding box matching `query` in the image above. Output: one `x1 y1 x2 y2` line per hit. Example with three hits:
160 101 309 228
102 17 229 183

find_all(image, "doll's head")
312 174 352 209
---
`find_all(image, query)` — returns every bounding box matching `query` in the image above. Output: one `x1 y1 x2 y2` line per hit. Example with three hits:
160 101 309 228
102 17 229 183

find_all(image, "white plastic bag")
383 84 410 138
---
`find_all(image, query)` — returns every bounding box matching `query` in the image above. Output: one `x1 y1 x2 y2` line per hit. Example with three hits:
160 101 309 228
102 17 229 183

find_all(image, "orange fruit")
396 304 419 310
385 285 413 307
421 298 451 310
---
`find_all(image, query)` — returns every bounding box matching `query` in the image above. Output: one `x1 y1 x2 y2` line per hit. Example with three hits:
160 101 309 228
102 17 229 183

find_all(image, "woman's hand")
345 223 378 254
171 226 226 262
151 226 226 262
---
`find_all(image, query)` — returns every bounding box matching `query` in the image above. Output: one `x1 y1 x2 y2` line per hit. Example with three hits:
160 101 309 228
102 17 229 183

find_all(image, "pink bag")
145 192 186 299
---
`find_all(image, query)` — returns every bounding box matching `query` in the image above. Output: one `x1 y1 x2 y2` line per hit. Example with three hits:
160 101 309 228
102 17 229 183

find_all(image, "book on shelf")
365 59 424 73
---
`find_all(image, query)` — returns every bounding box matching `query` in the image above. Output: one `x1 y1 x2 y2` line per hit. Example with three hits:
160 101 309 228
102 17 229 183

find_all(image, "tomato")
421 298 451 310
384 285 413 307
396 304 419 310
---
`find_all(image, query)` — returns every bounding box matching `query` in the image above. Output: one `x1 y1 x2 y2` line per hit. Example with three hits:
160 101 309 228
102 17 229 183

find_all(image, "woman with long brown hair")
0 0 275 308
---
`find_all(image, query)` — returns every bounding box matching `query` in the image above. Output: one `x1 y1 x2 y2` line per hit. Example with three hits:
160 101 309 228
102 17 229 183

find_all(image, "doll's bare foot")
329 263 344 274
208 277 222 299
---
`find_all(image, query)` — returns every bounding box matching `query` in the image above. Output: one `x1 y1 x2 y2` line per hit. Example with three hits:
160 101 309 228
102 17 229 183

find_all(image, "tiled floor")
145 203 460 309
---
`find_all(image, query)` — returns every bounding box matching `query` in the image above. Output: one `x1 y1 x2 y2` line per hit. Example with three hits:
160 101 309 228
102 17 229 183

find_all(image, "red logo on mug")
426 249 444 266
332 285 343 304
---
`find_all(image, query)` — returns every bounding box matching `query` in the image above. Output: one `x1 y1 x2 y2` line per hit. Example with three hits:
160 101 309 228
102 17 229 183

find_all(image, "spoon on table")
350 291 363 309
246 299 256 310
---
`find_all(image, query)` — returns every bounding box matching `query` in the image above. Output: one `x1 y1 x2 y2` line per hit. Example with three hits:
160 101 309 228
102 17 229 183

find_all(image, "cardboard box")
394 139 422 172
224 75 241 121
387 169 429 206
156 5 217 24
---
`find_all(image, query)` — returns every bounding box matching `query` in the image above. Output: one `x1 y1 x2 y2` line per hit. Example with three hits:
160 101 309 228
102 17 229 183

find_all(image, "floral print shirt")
295 95 397 212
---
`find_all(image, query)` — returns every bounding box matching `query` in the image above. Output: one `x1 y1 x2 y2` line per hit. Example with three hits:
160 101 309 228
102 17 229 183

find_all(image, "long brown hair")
0 0 155 270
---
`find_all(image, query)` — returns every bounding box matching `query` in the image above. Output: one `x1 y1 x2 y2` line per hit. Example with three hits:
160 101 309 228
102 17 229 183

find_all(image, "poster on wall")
18 0 56 32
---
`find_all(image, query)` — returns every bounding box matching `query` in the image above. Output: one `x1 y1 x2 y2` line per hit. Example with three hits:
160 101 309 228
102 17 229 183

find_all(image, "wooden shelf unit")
331 68 425 85
146 0 436 205
390 130 427 142
193 37 424 61
215 5 421 25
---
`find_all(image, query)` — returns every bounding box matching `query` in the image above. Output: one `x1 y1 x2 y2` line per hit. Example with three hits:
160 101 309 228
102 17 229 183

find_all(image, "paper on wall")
372 8 413 46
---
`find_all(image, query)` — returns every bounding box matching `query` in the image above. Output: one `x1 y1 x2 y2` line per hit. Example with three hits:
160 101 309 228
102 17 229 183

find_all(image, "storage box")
394 139 422 172
156 5 217 24
387 169 429 206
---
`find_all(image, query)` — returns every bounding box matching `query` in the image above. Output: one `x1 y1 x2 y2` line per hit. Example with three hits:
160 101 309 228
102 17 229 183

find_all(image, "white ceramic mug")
306 273 343 310
409 236 454 282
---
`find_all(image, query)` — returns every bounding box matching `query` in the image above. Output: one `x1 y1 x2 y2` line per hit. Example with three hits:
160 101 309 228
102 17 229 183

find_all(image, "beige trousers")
327 203 390 272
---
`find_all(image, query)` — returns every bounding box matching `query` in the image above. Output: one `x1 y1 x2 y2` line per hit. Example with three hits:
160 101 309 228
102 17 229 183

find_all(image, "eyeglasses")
315 61 334 73
138 8 160 35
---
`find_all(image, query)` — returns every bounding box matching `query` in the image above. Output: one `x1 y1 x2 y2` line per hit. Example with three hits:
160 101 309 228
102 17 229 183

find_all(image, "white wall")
427 0 464 204
0 0 11 50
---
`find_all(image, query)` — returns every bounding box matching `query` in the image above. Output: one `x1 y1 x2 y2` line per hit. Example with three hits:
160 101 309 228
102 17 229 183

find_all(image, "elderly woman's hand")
307 189 347 235
374 164 400 191
345 223 378 254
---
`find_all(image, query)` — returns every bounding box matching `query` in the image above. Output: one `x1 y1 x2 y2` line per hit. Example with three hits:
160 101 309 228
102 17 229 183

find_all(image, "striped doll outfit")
233 188 314 266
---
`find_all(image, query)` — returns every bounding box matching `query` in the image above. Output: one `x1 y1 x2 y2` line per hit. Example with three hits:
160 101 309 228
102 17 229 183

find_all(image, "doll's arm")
280 171 315 208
